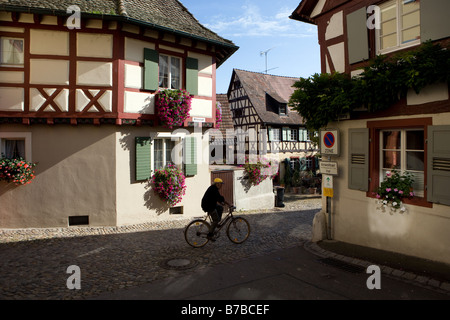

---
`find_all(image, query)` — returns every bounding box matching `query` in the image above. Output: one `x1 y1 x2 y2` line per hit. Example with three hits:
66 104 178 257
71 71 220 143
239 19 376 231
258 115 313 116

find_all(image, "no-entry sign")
320 129 340 156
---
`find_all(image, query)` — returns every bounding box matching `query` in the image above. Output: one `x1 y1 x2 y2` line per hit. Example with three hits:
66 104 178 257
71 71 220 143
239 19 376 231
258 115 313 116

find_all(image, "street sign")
322 174 333 198
319 161 338 175
320 129 340 156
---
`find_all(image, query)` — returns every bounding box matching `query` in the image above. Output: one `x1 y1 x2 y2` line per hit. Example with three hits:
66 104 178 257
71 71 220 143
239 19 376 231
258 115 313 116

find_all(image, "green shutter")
299 129 307 142
427 125 450 206
136 137 152 181
184 136 197 176
282 127 288 141
186 57 198 96
144 48 159 91
268 128 274 141
421 0 450 42
346 7 369 64
348 128 369 191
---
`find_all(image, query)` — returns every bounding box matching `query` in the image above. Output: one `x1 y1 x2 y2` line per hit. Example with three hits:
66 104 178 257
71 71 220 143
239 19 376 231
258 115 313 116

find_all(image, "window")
159 54 181 89
1 37 24 65
380 129 424 197
289 129 298 142
362 118 432 207
269 128 280 141
378 0 420 54
0 132 31 161
282 128 298 142
153 138 176 171
279 104 287 115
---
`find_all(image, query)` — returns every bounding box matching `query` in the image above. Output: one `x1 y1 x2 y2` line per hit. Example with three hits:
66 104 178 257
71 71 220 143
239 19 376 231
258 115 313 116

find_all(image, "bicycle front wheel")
227 217 250 244
184 219 211 248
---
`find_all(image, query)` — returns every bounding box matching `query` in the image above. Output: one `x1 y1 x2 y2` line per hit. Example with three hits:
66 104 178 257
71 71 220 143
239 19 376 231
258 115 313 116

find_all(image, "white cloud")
204 2 315 38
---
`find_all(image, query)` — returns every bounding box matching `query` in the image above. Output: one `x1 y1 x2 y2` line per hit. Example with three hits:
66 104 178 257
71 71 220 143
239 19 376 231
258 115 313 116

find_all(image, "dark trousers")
208 204 223 234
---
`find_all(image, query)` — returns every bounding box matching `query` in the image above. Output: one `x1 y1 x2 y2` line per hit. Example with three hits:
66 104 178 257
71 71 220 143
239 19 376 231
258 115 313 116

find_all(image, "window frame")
368 117 432 208
158 53 182 90
379 128 425 197
376 0 421 55
151 136 181 173
0 132 32 161
289 128 298 142
0 37 25 66
269 128 281 142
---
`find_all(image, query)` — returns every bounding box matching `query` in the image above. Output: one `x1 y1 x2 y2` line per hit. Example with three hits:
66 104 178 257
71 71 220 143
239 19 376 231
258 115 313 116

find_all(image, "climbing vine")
289 41 450 131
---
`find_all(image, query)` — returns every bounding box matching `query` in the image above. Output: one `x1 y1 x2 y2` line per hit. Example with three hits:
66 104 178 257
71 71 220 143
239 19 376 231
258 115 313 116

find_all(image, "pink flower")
386 188 391 192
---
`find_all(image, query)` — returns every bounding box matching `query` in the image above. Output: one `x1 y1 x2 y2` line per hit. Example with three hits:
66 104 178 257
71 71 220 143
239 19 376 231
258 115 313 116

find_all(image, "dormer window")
266 92 288 116
1 37 24 66
279 103 287 115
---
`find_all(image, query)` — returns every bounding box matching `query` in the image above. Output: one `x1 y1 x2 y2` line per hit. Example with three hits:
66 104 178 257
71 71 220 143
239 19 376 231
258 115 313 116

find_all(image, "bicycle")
184 205 250 248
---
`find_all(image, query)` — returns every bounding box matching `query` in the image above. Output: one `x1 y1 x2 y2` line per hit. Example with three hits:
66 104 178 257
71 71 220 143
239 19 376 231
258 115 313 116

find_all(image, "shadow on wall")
119 129 170 216
144 181 170 216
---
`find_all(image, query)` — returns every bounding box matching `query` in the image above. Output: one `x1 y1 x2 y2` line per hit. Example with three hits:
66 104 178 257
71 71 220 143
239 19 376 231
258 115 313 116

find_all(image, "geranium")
151 163 187 206
241 156 278 186
0 157 37 185
155 89 192 129
216 101 222 128
373 170 414 213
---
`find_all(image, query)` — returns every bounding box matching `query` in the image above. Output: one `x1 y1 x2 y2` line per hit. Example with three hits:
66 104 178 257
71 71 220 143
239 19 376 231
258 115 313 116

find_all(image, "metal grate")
318 257 366 274
159 257 198 271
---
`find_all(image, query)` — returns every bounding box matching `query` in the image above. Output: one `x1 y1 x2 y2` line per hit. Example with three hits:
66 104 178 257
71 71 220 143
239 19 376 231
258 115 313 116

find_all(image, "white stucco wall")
234 168 274 211
115 128 212 225
0 124 117 228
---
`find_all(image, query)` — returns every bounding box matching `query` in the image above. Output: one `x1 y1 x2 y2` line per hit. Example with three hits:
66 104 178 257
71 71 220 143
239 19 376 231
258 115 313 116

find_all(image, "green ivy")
289 42 450 131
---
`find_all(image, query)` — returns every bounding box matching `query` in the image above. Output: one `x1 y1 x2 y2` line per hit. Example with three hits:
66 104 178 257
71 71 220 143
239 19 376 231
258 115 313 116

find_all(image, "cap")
214 178 224 184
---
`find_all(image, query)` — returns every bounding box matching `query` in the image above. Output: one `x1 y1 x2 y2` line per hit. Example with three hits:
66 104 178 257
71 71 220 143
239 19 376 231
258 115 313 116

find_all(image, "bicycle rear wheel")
227 217 250 244
184 219 211 248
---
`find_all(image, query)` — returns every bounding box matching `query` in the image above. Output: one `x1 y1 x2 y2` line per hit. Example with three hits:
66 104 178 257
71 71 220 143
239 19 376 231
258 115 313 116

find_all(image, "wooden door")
211 170 234 205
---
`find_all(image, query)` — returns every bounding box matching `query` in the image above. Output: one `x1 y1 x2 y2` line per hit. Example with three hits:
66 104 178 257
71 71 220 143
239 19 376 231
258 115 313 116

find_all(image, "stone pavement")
1 195 449 300
0 197 321 300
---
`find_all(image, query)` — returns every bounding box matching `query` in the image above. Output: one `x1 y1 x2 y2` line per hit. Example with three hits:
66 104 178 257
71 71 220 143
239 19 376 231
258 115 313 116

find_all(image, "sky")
180 0 321 94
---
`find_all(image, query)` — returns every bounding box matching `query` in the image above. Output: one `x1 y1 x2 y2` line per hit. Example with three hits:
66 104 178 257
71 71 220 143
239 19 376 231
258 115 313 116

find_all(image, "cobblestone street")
0 198 321 300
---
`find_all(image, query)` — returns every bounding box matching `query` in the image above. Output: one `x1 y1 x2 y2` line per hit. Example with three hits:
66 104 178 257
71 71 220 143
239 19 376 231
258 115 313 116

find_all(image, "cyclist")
201 178 231 240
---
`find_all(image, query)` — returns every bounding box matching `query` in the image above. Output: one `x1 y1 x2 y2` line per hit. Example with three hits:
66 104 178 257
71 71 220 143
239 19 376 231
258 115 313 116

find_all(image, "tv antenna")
260 47 277 74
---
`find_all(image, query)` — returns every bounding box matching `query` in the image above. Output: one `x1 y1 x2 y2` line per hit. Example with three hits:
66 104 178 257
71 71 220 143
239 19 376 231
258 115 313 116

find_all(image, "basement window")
169 206 183 215
68 216 89 226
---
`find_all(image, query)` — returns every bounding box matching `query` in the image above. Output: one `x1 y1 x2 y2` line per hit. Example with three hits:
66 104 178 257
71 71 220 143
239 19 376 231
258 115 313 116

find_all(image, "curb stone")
304 241 450 296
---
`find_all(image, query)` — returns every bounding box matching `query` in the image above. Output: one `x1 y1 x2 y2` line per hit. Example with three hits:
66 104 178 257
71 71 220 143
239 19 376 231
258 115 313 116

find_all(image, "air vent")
432 157 450 171
69 216 89 226
351 154 365 165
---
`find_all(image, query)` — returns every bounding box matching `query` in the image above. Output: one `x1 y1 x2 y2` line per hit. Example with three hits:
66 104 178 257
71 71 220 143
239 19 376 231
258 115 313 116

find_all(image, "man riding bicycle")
201 178 231 240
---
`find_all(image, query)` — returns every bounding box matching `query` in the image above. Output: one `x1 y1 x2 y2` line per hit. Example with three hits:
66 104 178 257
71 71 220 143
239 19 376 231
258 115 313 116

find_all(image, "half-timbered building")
291 0 450 264
0 0 237 228
227 69 318 172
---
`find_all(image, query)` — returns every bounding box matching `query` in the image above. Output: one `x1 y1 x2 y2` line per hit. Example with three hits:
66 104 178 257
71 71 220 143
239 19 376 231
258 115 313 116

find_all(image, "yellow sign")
323 187 333 198
322 175 333 197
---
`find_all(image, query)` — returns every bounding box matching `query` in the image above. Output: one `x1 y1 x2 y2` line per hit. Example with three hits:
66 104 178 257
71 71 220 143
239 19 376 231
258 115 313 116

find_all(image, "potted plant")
291 169 301 194
151 163 187 206
155 89 192 129
373 170 415 213
216 101 222 128
0 157 37 185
